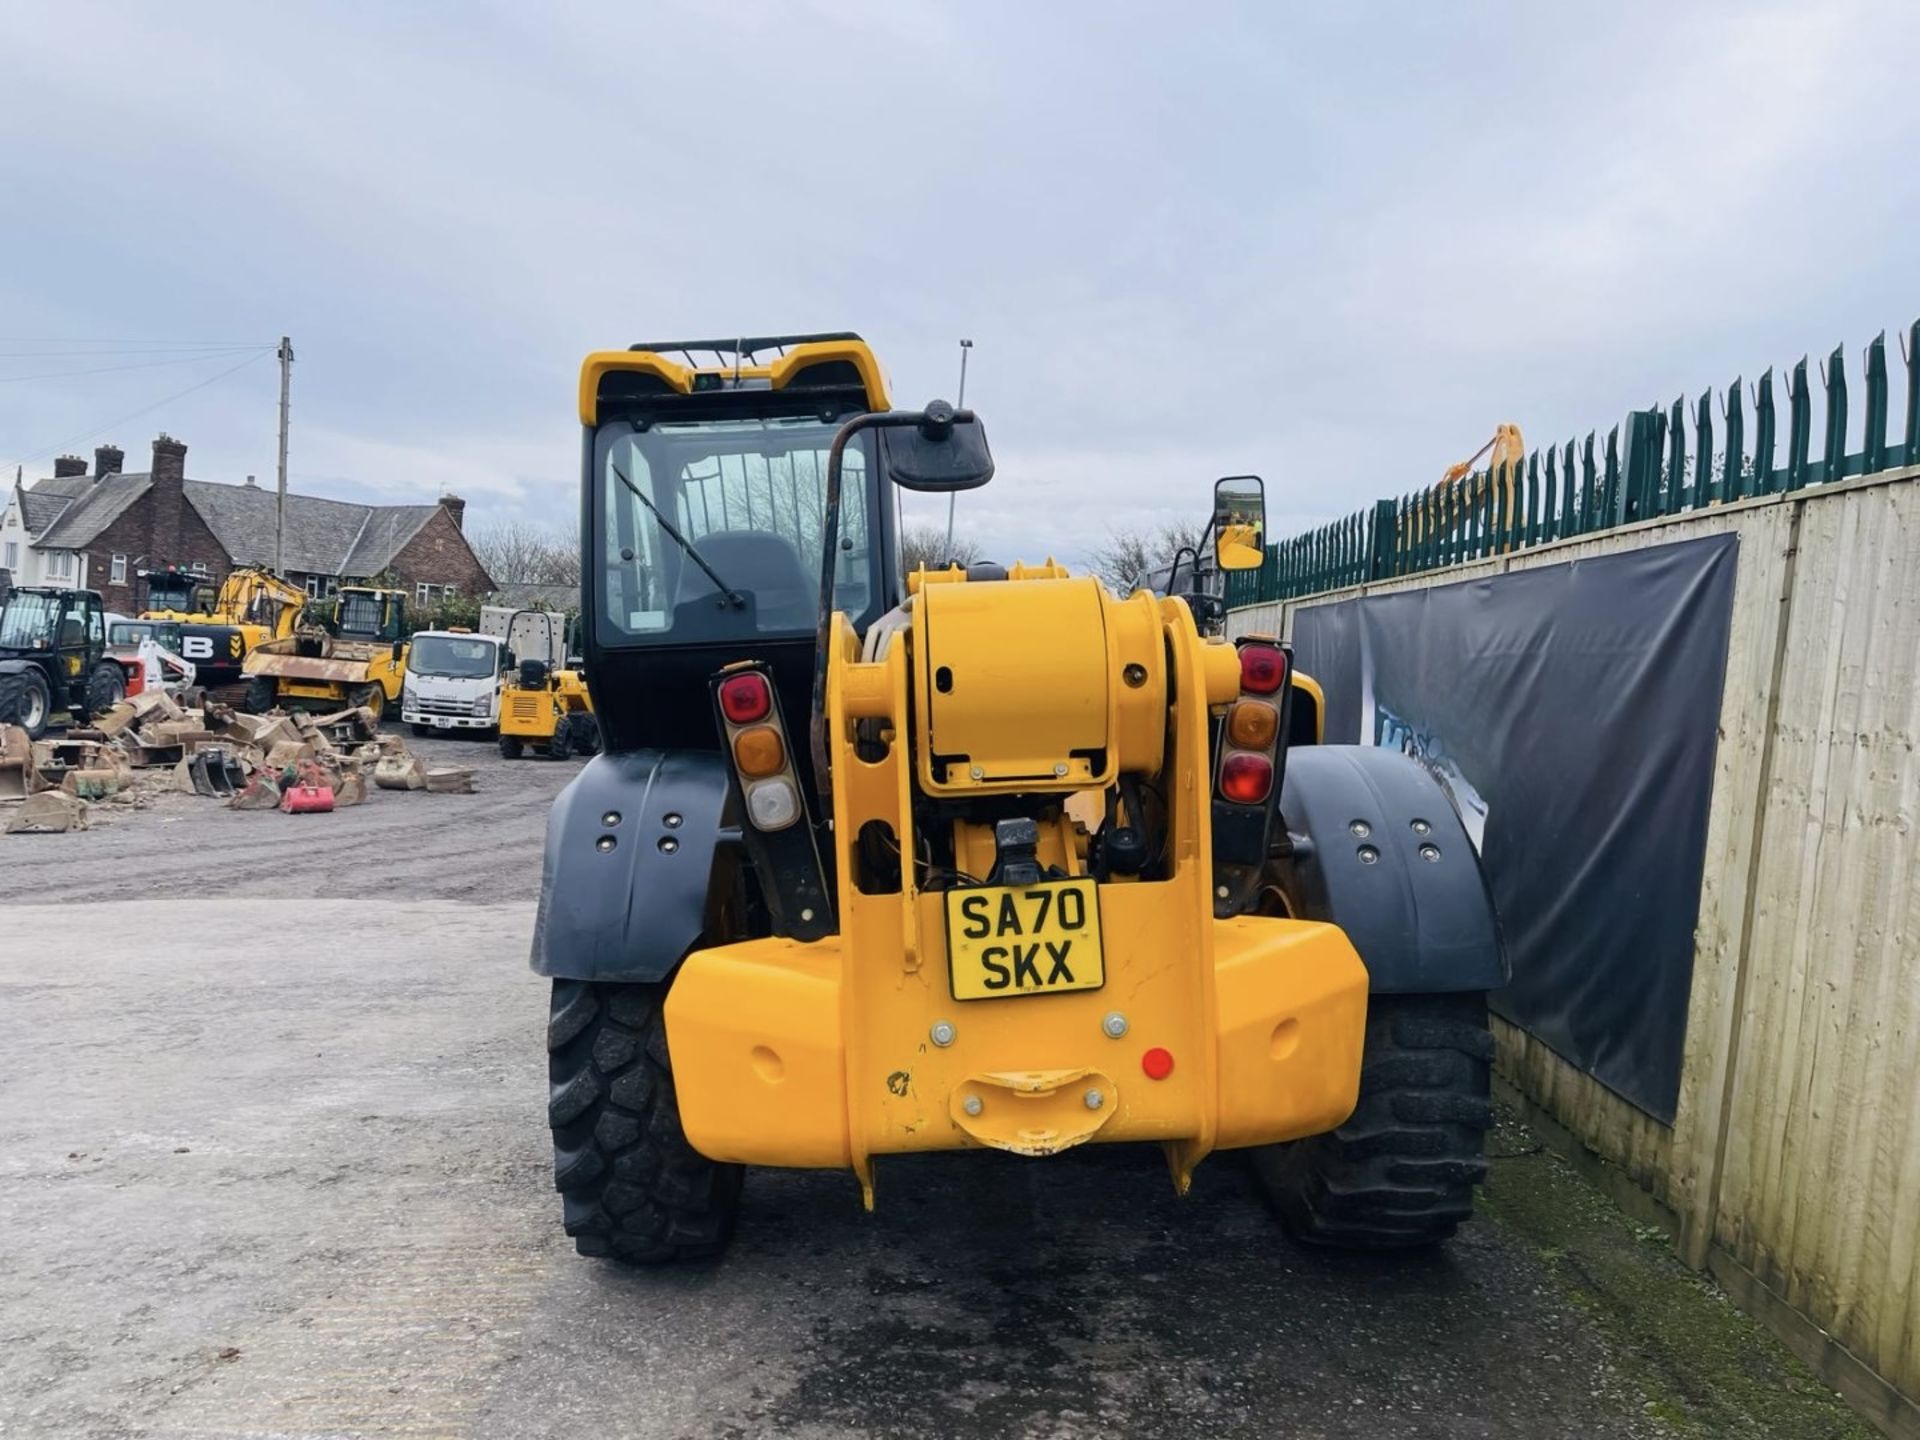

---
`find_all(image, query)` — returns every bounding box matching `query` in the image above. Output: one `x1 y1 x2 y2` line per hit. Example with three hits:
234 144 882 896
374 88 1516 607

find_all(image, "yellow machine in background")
138 564 307 687
241 586 410 719
497 609 598 759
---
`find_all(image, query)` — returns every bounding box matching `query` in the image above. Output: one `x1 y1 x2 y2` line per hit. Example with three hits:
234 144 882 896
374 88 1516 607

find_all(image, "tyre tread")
1252 992 1492 1249
546 980 741 1264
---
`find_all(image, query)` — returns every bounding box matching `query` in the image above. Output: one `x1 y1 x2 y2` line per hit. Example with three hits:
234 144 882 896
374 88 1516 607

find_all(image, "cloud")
2 0 1915 560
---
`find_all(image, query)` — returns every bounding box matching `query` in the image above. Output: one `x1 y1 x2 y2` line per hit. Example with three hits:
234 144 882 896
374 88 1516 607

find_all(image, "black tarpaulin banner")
1289 533 1738 1122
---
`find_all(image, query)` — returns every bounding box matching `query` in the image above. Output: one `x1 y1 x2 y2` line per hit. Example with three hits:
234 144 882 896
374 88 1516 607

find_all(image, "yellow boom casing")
666 574 1369 1205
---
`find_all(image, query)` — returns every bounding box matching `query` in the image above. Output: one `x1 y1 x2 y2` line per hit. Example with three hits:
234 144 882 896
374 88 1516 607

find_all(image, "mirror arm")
811 406 980 824
811 412 883 823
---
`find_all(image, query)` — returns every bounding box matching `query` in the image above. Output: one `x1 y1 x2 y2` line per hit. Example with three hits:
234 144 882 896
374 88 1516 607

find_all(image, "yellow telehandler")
532 333 1505 1264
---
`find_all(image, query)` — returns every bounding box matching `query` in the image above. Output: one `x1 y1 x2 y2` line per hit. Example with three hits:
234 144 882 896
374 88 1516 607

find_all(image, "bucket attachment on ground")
185 748 248 798
6 791 89 833
280 780 335 813
0 724 31 802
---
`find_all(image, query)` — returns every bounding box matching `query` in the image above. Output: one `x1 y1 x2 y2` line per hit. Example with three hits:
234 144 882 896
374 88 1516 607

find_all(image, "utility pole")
275 336 293 574
943 338 972 561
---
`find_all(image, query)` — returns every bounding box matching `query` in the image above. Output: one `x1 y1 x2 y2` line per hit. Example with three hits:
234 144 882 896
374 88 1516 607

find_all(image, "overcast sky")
2 1 1915 567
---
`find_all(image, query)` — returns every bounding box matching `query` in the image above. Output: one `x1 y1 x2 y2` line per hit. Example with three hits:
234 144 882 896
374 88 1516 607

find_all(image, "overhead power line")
0 347 276 385
1 350 275 473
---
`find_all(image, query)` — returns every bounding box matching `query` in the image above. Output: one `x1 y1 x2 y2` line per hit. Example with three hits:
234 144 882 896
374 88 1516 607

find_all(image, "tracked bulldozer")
534 333 1505 1264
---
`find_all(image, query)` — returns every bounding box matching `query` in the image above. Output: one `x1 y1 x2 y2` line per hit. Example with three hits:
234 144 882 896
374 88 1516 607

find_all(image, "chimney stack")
53 455 86 478
150 433 189 570
94 444 124 478
440 493 466 531
151 433 187 484
244 473 258 488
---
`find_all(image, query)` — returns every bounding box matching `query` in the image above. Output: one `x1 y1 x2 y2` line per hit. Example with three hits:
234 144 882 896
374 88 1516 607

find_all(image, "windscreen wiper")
609 449 745 609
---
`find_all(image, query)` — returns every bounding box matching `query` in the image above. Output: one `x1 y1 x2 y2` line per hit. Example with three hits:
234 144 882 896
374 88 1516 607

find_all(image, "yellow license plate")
945 878 1104 1001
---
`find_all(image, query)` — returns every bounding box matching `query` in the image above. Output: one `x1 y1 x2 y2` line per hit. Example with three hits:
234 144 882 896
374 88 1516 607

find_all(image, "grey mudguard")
529 748 733 983
1269 745 1508 994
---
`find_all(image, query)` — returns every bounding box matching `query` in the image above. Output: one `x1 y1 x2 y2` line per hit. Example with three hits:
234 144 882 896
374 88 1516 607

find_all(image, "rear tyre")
547 980 743 1264
0 670 53 740
546 717 573 761
86 662 126 717
244 677 278 714
1250 992 1493 1248
497 734 524 760
574 712 602 756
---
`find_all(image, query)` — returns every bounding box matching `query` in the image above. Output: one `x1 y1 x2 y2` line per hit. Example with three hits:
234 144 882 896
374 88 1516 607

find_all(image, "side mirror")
879 400 995 492
1213 475 1266 572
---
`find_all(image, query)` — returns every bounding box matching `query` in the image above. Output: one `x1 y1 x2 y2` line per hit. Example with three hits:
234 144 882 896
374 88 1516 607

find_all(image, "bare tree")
900 523 983 574
469 519 580 586
1087 521 1206 593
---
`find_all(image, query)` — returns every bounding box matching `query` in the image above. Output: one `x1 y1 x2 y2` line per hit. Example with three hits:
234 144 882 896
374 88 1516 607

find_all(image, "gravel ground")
0 742 1866 1439
0 732 574 905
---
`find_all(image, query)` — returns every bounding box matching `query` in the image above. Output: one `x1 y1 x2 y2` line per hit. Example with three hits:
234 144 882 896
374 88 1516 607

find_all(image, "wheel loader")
535 333 1505 1264
241 586 409 720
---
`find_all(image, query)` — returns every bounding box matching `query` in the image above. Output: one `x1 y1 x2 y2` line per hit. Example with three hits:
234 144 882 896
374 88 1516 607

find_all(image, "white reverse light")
745 777 800 831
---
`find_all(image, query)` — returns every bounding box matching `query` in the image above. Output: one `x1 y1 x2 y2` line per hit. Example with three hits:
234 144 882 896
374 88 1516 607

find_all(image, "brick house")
1 434 491 614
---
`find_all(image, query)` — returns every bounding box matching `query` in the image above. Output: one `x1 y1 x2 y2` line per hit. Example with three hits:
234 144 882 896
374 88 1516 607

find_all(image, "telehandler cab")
536 333 1505 1264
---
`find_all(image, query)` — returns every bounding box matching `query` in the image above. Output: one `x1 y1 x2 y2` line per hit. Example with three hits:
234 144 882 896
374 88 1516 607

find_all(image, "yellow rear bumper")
664 902 1368 1194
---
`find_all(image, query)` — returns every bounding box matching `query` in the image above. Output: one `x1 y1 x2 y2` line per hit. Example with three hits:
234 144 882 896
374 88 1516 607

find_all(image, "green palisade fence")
1226 318 1920 607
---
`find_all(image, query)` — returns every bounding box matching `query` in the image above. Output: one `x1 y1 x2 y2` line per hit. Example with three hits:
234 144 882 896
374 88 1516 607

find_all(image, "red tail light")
1239 644 1287 695
718 672 772 724
1219 752 1273 804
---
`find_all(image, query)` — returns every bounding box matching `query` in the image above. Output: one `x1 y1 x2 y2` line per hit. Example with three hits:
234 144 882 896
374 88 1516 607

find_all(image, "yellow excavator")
1405 423 1526 556
139 565 307 687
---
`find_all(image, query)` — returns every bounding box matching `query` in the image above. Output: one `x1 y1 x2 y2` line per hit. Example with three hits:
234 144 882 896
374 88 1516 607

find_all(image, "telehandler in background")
139 564 307 687
534 333 1504 1264
241 585 410 720
497 609 599 759
0 585 124 738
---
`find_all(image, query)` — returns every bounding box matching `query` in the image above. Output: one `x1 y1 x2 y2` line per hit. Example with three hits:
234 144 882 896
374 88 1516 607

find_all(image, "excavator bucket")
0 724 31 802
185 747 248 798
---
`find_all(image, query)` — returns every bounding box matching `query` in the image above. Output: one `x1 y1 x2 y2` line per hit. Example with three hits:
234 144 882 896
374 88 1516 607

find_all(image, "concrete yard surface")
0 895 1870 1439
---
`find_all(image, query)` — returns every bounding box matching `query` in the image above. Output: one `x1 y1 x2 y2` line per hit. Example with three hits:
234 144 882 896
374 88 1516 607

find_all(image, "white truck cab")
401 629 508 733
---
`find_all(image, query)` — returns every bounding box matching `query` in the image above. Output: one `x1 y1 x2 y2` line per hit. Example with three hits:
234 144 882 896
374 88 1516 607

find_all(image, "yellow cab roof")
578 333 889 425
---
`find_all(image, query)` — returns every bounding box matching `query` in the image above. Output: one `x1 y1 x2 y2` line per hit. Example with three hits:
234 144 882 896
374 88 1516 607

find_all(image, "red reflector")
1142 1047 1175 1080
718 672 772 724
1219 752 1273 805
1239 644 1287 695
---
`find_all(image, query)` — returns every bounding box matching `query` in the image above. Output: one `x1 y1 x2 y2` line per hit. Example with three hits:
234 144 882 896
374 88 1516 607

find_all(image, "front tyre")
244 677 278 714
1250 992 1493 1248
87 662 127 717
547 980 743 1264
0 670 53 739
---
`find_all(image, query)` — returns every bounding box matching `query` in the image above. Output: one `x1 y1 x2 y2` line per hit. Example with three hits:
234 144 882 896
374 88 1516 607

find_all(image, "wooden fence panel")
1229 469 1920 1423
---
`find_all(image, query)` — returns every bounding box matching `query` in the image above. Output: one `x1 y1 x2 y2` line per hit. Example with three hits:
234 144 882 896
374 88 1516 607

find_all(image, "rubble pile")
0 693 477 833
